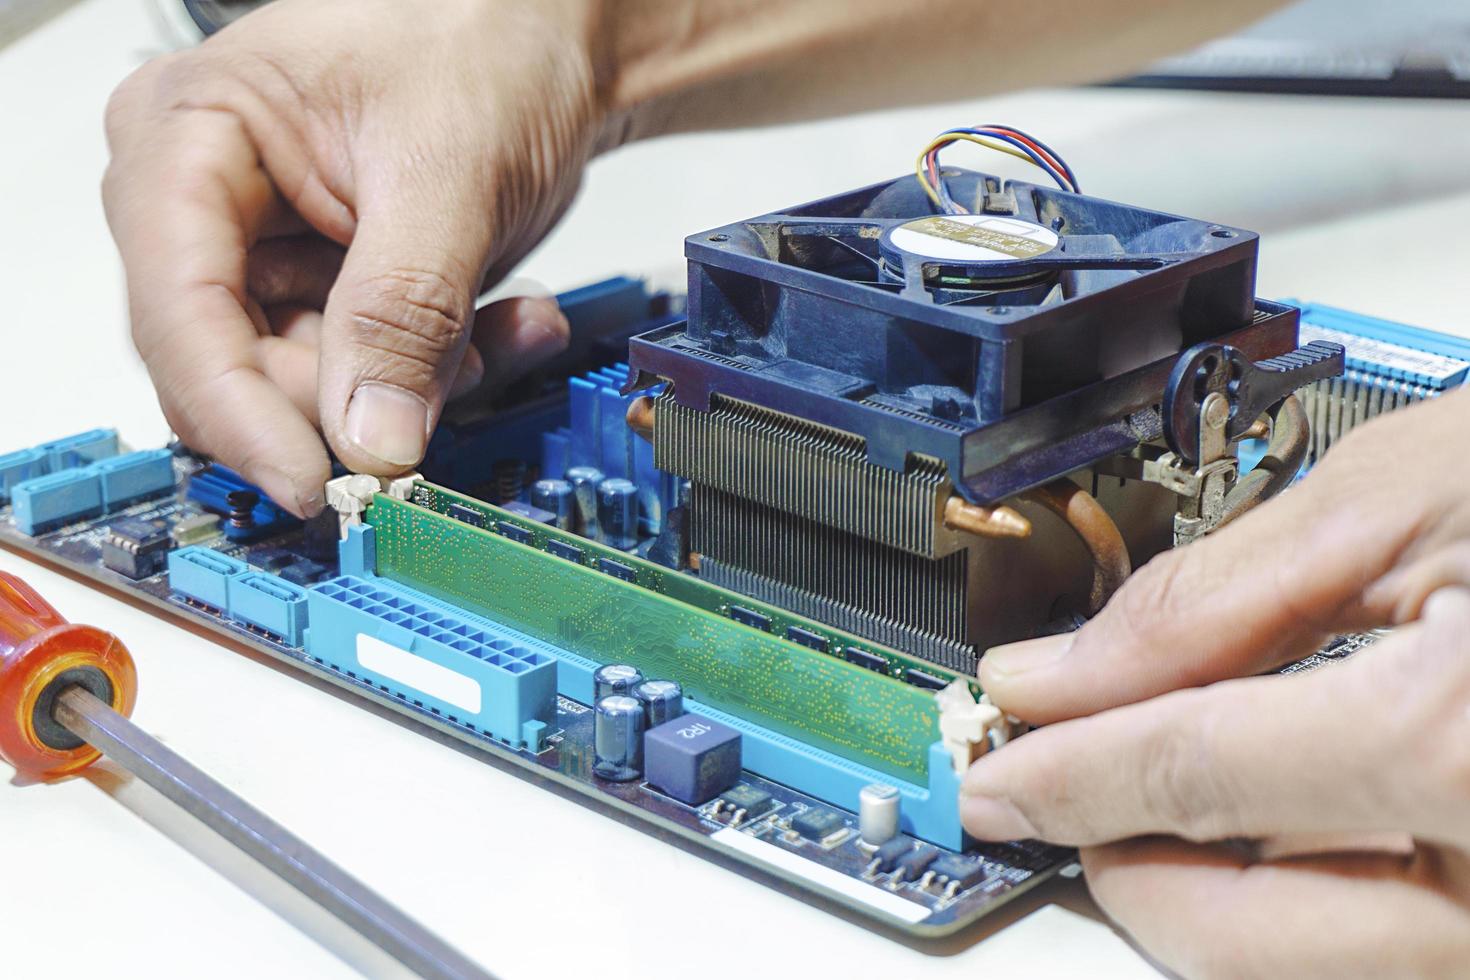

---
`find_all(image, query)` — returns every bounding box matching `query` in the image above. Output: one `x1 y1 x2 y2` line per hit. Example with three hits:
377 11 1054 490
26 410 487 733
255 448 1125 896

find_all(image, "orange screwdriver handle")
0 572 137 778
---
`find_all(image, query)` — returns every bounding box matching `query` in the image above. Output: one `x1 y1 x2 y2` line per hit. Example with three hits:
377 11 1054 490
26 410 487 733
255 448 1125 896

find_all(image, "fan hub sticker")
890 215 1059 263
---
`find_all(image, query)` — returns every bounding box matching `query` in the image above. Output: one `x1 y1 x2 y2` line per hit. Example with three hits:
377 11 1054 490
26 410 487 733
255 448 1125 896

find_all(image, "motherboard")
3 157 1466 938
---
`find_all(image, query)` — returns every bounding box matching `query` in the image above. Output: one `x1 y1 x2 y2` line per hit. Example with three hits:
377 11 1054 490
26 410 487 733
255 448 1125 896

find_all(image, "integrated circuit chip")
790 807 846 842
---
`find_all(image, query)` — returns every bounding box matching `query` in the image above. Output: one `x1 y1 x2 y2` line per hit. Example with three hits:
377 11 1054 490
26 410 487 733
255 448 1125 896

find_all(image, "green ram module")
407 482 980 698
368 485 955 782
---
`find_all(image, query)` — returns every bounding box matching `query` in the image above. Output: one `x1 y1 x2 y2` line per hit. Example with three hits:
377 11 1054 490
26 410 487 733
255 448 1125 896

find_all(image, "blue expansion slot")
90 449 175 510
11 468 103 534
3 430 176 533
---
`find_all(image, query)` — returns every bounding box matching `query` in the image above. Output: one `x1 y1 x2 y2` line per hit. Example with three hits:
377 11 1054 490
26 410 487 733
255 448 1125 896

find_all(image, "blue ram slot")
335 528 964 846
33 428 118 471
0 448 45 505
305 575 557 749
91 449 174 509
1288 300 1470 390
168 545 249 609
228 572 309 647
11 468 103 534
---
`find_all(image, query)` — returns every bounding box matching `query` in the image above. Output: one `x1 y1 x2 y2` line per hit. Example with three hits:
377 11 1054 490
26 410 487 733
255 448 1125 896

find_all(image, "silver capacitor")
633 679 684 729
564 465 604 537
859 783 901 845
597 477 639 550
593 694 645 782
593 663 644 701
530 478 576 530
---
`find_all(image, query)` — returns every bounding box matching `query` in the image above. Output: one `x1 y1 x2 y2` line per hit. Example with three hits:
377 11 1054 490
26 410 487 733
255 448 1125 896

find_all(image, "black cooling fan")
627 169 1301 502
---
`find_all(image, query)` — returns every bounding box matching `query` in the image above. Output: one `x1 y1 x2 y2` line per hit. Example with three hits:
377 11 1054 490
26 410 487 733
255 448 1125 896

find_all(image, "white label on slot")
356 633 482 713
711 827 932 924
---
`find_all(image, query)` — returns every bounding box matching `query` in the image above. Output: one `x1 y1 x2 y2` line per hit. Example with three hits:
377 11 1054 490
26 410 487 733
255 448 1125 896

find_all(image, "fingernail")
980 632 1075 684
345 382 428 466
959 792 1040 841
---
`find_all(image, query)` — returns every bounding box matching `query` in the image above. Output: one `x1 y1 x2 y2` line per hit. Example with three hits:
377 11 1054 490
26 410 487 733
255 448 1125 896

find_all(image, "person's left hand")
962 584 1470 977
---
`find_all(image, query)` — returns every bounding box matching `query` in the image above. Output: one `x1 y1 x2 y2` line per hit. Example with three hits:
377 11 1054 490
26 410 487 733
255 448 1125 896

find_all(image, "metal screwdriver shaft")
53 686 494 980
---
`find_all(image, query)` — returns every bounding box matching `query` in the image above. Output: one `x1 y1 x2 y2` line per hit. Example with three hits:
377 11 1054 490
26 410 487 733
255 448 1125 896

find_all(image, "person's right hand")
103 0 609 516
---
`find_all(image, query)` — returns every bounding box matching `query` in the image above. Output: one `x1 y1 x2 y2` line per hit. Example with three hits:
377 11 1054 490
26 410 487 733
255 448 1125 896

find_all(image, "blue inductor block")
11 468 103 534
305 575 556 748
228 571 309 647
168 545 249 609
90 449 175 509
644 714 742 805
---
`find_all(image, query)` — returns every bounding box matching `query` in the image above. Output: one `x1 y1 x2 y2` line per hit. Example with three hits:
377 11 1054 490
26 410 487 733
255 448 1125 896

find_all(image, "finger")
978 457 1425 724
316 169 495 473
247 236 345 309
103 99 329 516
470 295 571 390
1083 837 1470 979
961 590 1470 847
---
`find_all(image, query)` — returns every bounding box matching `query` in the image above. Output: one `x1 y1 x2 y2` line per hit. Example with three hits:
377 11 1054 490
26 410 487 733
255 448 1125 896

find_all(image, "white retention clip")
935 680 1006 776
324 472 422 539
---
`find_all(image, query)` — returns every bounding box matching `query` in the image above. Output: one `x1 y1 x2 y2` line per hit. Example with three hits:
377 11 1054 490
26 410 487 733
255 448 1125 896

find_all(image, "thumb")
318 189 492 474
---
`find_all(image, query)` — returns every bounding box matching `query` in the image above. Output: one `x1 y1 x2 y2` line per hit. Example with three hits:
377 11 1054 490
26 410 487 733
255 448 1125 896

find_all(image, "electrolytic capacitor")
593 663 644 701
633 679 684 729
530 478 576 531
596 477 639 550
564 465 604 537
859 783 901 845
593 694 645 782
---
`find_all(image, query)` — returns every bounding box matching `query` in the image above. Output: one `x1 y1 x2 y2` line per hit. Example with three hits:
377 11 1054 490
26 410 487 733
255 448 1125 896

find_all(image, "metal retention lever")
1147 339 1345 545
0 571 494 980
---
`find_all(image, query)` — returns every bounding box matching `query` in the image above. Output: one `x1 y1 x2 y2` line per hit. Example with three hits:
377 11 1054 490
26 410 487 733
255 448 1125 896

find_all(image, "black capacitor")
633 679 684 729
593 663 644 701
530 478 576 530
593 694 645 782
596 478 639 550
564 465 604 536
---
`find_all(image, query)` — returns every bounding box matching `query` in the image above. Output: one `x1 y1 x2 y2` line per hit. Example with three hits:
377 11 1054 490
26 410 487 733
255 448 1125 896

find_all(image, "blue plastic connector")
33 428 118 471
91 449 175 509
167 545 249 609
0 448 45 505
11 468 103 534
305 575 556 747
228 571 309 646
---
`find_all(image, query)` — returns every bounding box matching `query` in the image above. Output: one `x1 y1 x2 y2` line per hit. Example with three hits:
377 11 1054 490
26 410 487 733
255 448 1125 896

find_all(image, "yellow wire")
914 133 1047 211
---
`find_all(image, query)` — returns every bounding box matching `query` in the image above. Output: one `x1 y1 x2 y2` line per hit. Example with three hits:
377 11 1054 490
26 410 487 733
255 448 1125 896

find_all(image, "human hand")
103 0 610 515
960 389 1470 977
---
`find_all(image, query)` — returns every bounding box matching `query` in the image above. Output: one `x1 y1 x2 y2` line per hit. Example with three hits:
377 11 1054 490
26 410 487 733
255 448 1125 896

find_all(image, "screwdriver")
0 571 494 980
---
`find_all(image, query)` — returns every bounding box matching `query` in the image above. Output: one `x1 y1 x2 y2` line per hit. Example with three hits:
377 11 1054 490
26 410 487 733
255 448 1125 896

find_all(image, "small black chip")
873 837 915 873
598 558 637 582
547 539 585 563
843 647 889 673
718 784 775 818
904 668 949 691
279 559 328 586
101 519 169 579
447 502 486 528
785 625 828 651
496 520 533 544
728 605 771 631
790 807 846 842
892 845 938 880
930 853 987 890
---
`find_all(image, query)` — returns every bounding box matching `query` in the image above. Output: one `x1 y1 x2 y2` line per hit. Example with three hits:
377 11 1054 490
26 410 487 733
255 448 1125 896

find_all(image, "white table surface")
2 2 1467 978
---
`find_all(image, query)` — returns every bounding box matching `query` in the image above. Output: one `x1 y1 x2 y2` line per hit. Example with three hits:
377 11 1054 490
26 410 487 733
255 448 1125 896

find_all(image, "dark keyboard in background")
1111 0 1470 99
